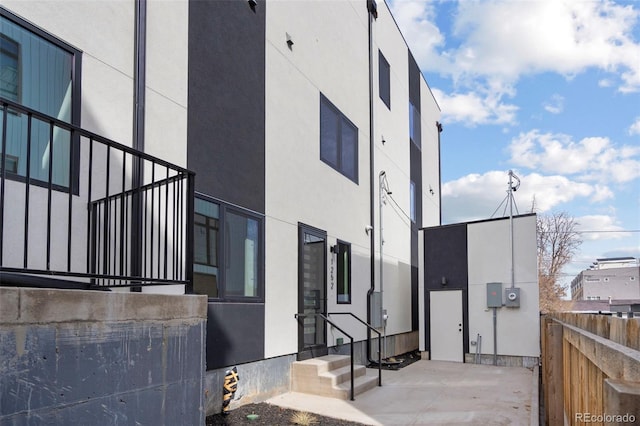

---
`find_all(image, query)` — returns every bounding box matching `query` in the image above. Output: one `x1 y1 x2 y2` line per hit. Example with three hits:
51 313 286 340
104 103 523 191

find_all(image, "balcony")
0 97 195 290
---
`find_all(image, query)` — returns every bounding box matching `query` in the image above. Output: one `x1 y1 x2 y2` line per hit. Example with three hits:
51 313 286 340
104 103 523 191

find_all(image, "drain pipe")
379 171 390 359
366 0 377 365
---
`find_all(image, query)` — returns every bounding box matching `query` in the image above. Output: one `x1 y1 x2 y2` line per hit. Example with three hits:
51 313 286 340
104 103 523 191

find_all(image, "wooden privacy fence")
541 314 640 426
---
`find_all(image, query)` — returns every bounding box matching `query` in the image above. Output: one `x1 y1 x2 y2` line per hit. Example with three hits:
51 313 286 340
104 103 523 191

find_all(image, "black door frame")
297 223 328 360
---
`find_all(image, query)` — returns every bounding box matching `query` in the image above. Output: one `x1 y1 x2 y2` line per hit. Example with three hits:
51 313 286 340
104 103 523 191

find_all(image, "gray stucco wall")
0 287 207 426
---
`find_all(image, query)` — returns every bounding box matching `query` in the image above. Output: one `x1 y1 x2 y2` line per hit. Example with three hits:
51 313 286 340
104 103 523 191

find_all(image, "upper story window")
378 50 390 109
320 93 358 184
0 8 81 189
409 101 421 149
194 195 264 301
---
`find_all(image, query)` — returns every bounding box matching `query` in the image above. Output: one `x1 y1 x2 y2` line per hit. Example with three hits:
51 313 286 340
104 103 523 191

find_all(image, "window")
409 101 421 149
0 34 19 102
378 50 390 108
336 241 351 304
320 94 358 183
193 196 263 301
194 198 219 297
0 10 80 189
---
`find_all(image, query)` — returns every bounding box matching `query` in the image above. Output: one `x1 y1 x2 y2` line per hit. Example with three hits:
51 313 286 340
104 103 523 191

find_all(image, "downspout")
131 0 146 290
436 122 443 225
366 0 377 364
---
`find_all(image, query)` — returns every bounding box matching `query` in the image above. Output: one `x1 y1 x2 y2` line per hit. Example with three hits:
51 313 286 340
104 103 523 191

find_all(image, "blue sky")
389 0 640 289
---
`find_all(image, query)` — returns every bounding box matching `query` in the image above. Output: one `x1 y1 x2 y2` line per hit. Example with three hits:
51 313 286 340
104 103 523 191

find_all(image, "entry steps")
291 355 378 399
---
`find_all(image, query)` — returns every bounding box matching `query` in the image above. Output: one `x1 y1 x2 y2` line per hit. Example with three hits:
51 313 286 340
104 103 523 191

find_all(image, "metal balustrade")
0 97 195 289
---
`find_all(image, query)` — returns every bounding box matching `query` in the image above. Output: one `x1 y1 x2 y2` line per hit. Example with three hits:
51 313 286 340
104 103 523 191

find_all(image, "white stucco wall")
264 1 440 357
2 1 188 294
467 215 540 358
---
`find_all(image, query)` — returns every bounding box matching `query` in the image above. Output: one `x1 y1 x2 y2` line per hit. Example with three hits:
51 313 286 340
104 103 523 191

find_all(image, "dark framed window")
409 101 421 149
378 50 390 108
194 195 264 301
0 34 19 102
336 241 351 304
320 93 358 183
0 8 81 190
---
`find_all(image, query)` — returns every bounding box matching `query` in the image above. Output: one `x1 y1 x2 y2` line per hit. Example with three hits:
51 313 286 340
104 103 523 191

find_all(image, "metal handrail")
294 312 356 401
328 312 382 387
0 97 195 289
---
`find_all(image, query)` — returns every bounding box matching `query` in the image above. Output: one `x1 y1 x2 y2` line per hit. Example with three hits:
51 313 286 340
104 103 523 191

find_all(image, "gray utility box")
504 287 521 308
486 282 503 308
370 292 383 328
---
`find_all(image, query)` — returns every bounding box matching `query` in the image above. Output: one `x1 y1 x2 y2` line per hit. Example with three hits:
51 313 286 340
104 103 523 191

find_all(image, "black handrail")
294 312 356 401
0 97 195 289
328 312 382 387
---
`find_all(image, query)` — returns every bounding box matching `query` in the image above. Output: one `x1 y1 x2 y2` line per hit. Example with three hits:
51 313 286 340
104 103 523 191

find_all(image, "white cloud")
543 94 565 114
508 130 640 183
629 117 640 135
431 87 518 126
450 0 640 92
391 0 640 93
441 170 608 223
387 0 450 72
575 215 631 241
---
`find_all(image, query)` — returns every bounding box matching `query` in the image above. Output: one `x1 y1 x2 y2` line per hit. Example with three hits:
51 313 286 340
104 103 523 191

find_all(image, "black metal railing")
0 97 195 289
295 312 356 401
294 312 383 401
328 312 382 388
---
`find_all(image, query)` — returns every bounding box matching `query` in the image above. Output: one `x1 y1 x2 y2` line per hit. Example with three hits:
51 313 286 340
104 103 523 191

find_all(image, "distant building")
570 258 640 301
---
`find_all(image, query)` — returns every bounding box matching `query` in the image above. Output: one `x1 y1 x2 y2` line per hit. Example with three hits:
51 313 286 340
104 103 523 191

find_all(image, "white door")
430 290 463 362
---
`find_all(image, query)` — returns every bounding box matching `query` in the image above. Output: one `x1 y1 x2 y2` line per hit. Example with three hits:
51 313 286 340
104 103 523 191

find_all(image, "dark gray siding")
409 53 422 331
188 0 267 371
423 224 469 355
206 303 265 369
188 0 266 214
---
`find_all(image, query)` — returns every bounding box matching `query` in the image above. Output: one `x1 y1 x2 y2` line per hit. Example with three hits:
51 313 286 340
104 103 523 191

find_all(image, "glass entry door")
297 224 327 360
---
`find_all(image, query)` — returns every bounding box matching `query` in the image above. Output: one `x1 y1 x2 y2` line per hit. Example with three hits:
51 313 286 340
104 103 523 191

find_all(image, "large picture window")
0 9 81 189
320 94 358 183
194 196 263 301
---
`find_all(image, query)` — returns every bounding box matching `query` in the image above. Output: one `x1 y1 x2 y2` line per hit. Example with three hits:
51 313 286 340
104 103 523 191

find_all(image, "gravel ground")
206 351 421 426
205 403 366 425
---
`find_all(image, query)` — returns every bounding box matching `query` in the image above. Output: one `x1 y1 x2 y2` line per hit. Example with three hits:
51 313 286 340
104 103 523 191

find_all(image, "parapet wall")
0 287 208 425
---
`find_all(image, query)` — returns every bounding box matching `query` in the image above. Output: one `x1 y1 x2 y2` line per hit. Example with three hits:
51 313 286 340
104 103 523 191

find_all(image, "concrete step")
335 371 379 400
291 355 378 400
318 364 367 386
292 355 351 375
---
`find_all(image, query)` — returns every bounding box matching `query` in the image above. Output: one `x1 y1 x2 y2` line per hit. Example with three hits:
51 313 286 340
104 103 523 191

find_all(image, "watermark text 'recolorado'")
575 413 636 423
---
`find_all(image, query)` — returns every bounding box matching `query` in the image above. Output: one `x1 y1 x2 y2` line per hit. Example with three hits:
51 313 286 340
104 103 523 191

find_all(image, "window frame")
336 240 352 304
378 50 390 109
194 194 265 303
0 7 82 194
320 93 359 184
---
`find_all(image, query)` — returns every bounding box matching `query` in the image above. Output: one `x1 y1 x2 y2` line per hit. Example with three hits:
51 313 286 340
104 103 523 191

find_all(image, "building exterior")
421 214 540 367
1 0 442 420
571 258 640 301
188 0 442 412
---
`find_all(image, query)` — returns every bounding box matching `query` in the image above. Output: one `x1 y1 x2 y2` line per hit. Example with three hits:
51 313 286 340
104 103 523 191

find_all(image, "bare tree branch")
537 211 582 313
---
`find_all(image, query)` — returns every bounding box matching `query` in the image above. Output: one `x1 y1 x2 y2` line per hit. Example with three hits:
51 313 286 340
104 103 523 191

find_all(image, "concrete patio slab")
267 360 538 425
